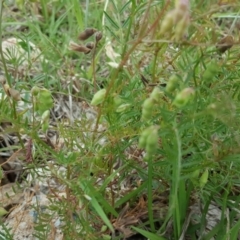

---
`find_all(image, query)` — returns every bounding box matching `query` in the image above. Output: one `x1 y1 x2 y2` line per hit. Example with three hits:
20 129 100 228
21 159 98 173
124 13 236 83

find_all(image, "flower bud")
91 89 106 106
173 87 195 108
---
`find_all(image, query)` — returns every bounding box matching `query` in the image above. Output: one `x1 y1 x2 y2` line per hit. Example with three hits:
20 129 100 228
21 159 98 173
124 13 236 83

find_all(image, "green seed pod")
174 14 189 41
146 128 158 156
42 121 49 133
116 103 131 113
31 86 40 96
0 207 8 217
141 109 152 121
142 98 154 120
37 89 54 114
173 87 194 108
150 87 163 102
113 95 123 107
41 110 50 123
190 169 200 179
159 10 175 35
33 89 53 114
143 98 154 111
139 127 153 149
202 61 219 82
91 89 106 106
166 75 179 93
199 168 209 188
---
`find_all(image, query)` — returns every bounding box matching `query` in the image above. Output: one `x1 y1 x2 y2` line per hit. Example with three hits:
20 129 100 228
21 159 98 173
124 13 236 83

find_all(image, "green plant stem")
120 0 136 57
0 0 10 86
93 0 171 134
147 155 155 232
172 125 182 238
0 1 24 149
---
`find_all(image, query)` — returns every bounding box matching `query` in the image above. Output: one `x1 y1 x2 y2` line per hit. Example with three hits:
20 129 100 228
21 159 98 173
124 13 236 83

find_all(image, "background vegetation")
1 0 240 239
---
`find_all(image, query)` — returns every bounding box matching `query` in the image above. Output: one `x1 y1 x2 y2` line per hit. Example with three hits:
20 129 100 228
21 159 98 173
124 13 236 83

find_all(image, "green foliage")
1 0 240 239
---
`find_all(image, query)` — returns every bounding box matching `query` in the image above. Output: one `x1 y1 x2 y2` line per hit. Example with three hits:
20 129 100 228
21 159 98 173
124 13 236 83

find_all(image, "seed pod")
0 207 8 217
69 41 91 54
91 89 106 106
4 84 21 101
175 0 190 11
41 110 50 133
35 89 53 114
174 13 189 41
42 122 49 133
166 75 179 93
116 103 131 113
113 95 123 107
216 35 234 54
202 61 219 82
159 10 175 35
8 88 21 101
141 108 152 121
85 42 95 50
78 28 97 41
143 98 154 111
138 127 154 149
146 128 158 156
3 84 10 93
31 86 40 96
95 31 103 42
150 87 163 102
199 168 209 188
190 169 200 179
41 110 50 123
173 87 195 108
142 98 154 120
